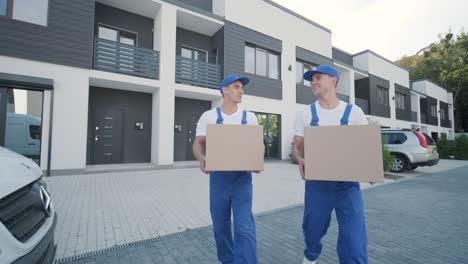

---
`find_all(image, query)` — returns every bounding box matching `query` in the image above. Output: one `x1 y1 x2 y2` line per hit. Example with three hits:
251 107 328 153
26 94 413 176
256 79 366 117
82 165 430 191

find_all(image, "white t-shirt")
196 107 259 136
293 100 368 137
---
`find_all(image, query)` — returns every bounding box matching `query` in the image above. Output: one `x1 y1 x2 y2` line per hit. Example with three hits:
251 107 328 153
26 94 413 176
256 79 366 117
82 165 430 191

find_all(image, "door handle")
28 143 36 146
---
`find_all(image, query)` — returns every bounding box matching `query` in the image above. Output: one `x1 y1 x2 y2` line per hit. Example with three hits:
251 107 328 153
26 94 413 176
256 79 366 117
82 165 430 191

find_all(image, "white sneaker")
303 257 316 264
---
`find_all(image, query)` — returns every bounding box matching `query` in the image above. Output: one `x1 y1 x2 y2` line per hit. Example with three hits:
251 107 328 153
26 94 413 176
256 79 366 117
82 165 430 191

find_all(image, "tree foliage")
396 30 468 132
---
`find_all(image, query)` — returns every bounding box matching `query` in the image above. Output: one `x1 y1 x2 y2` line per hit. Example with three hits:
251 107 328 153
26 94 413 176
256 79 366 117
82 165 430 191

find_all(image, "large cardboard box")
205 124 264 171
304 125 384 182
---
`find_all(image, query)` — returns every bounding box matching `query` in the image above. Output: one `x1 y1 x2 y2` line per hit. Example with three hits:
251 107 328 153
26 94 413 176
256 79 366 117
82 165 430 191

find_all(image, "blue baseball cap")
303 64 339 82
219 74 250 94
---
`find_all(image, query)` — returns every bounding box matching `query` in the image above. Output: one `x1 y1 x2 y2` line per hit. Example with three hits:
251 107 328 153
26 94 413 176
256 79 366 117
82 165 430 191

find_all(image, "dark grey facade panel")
212 28 224 67
332 48 353 66
296 46 332 66
177 0 212 12
0 73 53 90
176 27 217 64
296 84 317 105
0 0 95 69
226 21 282 52
369 74 390 118
354 78 370 101
395 83 411 122
224 21 282 100
95 3 154 49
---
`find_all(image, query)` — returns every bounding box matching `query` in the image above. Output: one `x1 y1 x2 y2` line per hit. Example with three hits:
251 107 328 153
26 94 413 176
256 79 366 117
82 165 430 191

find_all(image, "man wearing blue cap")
193 74 259 264
291 65 369 264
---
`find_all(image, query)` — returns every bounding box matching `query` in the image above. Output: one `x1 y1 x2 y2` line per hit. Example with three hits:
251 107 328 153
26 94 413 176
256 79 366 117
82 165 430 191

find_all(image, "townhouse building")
0 0 454 175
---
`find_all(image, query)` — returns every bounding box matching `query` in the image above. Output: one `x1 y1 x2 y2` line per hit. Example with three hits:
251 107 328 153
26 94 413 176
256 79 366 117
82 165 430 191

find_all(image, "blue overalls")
209 107 257 264
303 103 368 264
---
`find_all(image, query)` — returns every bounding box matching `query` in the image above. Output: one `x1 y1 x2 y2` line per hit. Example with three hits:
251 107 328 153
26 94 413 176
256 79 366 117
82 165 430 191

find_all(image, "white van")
0 146 57 264
4 113 41 164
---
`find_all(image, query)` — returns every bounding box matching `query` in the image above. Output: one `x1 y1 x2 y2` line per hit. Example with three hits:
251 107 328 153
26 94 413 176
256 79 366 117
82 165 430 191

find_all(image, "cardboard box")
304 125 384 183
205 124 264 171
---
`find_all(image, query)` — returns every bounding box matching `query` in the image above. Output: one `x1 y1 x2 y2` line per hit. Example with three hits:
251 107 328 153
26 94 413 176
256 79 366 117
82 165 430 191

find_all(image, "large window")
377 86 389 106
1 0 48 26
244 44 280 80
254 112 281 159
0 88 44 165
296 61 316 86
395 92 406 110
440 108 446 120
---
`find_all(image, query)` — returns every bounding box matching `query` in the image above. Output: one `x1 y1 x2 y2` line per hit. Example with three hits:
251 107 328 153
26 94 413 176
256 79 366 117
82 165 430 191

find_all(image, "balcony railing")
337 93 349 103
411 111 418 122
355 98 369 114
175 56 222 89
94 38 159 79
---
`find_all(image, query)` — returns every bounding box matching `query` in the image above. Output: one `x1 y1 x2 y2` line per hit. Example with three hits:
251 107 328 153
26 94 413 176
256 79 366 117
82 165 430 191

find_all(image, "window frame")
377 86 389 106
244 43 281 80
97 24 138 47
181 45 208 63
2 0 49 26
395 92 406 110
295 60 316 86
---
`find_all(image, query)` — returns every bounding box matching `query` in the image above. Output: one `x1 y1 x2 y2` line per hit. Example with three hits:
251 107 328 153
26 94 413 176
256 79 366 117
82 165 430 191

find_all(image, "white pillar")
281 41 296 160
151 3 177 165
348 71 355 104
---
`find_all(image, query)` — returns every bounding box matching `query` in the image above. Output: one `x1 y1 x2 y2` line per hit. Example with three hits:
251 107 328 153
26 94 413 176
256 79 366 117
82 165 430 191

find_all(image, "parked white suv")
381 128 439 173
0 146 57 264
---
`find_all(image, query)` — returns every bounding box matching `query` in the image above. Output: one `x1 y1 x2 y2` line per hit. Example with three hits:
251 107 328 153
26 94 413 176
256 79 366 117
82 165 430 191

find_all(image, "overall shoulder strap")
310 103 319 126
340 103 353 125
241 111 247 125
215 107 223 124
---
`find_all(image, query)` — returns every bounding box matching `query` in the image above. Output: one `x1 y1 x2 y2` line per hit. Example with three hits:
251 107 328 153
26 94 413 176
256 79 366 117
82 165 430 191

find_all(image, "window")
377 86 389 106
29 125 41 140
268 53 279 79
245 46 255 74
181 46 207 62
395 92 405 110
1 0 49 26
0 0 7 16
296 61 316 86
440 109 446 120
383 133 407 145
255 48 267 76
98 25 137 46
430 105 437 117
244 44 280 80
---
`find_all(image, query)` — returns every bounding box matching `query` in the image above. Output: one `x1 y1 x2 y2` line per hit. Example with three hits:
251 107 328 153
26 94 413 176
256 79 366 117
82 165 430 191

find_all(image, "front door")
93 107 123 164
174 98 211 161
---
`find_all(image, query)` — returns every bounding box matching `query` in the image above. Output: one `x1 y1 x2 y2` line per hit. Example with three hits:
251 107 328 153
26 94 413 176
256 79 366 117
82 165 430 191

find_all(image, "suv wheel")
391 155 407 173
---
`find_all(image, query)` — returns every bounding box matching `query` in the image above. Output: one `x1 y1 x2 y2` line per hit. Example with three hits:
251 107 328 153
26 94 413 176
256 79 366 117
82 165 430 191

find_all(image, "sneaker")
303 257 316 264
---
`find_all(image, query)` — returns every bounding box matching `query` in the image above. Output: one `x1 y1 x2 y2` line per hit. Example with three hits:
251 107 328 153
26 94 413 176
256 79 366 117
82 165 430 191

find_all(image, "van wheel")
407 165 418 170
391 155 406 173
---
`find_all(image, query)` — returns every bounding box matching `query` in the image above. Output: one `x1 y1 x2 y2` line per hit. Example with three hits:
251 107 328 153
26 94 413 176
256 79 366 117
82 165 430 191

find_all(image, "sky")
272 0 468 61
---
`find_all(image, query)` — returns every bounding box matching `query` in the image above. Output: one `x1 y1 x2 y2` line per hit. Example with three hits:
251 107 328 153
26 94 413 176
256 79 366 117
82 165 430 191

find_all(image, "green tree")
396 30 468 132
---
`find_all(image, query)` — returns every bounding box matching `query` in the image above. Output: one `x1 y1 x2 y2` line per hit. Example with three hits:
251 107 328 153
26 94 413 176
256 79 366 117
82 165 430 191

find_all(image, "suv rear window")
382 133 407 144
423 133 436 145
